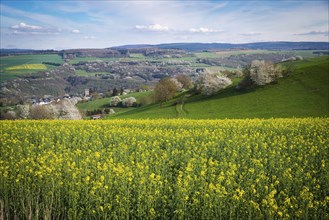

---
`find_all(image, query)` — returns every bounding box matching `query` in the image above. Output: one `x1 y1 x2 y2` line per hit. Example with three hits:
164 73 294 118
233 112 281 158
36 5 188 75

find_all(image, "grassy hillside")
77 91 154 115
113 56 329 119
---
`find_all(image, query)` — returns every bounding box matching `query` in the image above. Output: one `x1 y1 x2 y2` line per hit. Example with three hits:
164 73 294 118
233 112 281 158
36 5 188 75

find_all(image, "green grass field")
110 56 328 119
0 54 63 81
77 91 154 116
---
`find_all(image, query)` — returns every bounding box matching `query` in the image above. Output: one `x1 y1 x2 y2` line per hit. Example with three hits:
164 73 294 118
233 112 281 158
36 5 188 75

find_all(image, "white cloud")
2 4 84 35
189 27 222 33
296 31 329 36
83 35 96 40
10 22 60 35
11 22 43 30
240 32 262 36
135 24 169 32
71 29 80 34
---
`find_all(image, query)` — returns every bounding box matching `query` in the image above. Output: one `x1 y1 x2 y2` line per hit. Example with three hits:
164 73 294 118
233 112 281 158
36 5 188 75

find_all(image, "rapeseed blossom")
0 118 328 219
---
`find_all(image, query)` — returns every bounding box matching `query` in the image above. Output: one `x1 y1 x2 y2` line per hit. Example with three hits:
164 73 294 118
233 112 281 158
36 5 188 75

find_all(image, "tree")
195 72 232 95
0 110 17 120
250 60 282 85
112 88 118 96
91 92 101 100
120 87 124 95
16 105 30 119
30 105 53 119
237 60 283 90
176 74 193 90
110 96 122 106
154 77 179 105
122 97 137 107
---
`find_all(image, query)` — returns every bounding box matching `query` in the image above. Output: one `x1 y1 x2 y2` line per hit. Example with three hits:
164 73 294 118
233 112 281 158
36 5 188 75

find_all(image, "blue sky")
1 0 328 49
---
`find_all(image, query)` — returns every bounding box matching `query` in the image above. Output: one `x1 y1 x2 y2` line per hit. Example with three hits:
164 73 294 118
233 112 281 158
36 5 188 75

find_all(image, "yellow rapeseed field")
5 63 47 71
0 118 328 219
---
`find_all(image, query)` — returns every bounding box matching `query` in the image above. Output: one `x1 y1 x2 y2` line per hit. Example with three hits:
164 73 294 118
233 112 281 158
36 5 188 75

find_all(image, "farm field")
0 54 63 81
1 118 328 219
0 54 63 71
195 50 319 59
5 63 47 71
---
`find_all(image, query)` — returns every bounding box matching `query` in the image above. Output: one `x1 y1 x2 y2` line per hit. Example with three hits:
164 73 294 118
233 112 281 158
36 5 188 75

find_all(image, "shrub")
86 109 103 116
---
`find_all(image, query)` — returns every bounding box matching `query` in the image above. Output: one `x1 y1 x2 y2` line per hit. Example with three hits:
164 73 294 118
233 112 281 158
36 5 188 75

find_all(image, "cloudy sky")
1 0 328 49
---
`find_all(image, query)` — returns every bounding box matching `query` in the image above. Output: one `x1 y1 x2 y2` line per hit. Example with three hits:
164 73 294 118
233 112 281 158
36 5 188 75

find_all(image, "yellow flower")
149 208 156 217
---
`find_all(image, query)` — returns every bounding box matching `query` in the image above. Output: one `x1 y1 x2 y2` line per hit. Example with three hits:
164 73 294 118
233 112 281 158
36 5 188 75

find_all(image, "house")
63 94 71 99
90 114 102 120
84 89 90 97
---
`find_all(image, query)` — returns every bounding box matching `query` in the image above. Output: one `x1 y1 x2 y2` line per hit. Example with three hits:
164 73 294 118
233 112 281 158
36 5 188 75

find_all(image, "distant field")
75 70 113 76
68 54 197 64
0 54 63 71
68 57 120 64
0 54 63 81
206 66 237 73
5 63 47 71
195 50 319 59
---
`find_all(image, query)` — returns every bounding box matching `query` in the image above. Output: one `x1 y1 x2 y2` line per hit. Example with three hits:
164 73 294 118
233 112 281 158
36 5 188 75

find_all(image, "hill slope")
113 56 329 119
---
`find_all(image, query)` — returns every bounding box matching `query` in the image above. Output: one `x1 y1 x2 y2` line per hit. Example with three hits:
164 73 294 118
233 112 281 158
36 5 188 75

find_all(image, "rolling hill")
110 56 328 119
113 42 329 51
